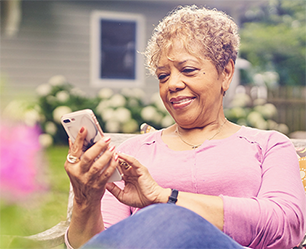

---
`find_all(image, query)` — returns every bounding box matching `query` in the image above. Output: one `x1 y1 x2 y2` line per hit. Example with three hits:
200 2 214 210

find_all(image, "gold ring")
119 160 130 170
67 154 80 164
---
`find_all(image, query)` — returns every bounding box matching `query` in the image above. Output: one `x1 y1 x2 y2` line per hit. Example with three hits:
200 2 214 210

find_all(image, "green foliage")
34 76 174 145
224 92 289 134
239 0 306 85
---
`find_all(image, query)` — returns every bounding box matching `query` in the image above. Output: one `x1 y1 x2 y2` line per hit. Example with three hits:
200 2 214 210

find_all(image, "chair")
5 132 306 249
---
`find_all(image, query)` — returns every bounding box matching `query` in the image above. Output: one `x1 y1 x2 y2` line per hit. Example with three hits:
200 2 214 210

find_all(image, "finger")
69 127 87 159
65 128 87 173
117 153 141 169
96 150 121 185
119 159 132 172
106 182 123 202
87 144 116 178
68 138 73 148
80 137 111 172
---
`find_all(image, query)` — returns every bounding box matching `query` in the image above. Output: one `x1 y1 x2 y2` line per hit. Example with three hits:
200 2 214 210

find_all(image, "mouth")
170 96 196 109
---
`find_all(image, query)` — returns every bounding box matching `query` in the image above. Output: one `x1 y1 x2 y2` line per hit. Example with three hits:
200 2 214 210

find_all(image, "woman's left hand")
106 153 170 208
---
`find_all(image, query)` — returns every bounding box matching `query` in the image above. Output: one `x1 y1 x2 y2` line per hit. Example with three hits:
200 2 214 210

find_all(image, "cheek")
159 84 167 100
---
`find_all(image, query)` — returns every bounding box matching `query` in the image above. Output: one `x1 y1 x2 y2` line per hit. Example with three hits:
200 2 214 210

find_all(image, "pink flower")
0 123 46 202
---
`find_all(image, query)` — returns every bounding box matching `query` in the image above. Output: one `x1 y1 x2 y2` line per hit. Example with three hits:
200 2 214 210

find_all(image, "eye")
182 67 198 74
158 73 169 82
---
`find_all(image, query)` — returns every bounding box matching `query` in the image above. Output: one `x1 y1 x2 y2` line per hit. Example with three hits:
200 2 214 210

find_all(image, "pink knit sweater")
101 126 306 248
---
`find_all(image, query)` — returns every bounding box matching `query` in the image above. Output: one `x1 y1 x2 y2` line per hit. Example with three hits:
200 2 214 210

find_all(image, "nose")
167 72 186 92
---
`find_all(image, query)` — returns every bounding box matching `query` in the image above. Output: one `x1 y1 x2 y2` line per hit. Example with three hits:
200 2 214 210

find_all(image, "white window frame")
90 11 145 88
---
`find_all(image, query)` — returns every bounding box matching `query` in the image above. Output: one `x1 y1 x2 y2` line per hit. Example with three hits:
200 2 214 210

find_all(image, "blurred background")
0 0 305 248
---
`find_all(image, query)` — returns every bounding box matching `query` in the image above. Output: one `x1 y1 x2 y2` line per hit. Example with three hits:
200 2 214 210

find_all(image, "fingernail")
114 153 119 161
108 145 115 152
80 127 85 133
104 137 111 143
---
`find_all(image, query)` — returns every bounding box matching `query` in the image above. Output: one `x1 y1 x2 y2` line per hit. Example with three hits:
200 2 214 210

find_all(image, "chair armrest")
8 220 69 248
25 220 69 243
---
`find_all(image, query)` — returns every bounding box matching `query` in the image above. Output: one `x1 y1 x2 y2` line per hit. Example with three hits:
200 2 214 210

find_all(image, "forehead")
158 39 201 66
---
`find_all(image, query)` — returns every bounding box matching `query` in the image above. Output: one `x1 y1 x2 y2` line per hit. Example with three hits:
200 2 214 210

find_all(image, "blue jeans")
82 204 244 249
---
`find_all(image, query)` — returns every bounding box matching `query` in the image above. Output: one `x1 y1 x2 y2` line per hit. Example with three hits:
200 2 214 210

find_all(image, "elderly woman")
64 5 306 249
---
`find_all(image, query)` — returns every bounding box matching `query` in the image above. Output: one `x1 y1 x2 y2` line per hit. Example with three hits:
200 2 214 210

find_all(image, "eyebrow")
177 59 197 65
155 66 167 75
157 59 199 71
156 66 167 71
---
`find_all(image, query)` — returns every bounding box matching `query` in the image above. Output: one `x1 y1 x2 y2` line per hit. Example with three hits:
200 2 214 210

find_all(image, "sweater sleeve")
222 131 306 248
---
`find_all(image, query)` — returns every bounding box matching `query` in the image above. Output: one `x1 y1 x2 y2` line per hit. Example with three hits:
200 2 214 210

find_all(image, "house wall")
0 0 255 108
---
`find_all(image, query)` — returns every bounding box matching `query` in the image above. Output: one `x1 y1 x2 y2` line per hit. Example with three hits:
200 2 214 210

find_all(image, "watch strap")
167 189 178 204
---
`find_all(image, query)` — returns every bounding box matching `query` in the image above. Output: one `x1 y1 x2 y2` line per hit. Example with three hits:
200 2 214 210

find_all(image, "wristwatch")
167 189 179 204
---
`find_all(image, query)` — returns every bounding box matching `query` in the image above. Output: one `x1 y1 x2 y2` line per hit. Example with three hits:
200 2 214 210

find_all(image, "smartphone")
61 109 122 182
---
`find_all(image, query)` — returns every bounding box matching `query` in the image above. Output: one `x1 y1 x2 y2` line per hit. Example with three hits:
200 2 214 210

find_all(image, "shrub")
34 76 173 145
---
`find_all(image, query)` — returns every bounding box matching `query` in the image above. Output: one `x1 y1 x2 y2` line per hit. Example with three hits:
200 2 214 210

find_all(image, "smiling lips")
170 96 195 109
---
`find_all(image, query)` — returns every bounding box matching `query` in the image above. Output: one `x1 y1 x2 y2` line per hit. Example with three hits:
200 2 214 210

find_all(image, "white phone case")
61 109 122 182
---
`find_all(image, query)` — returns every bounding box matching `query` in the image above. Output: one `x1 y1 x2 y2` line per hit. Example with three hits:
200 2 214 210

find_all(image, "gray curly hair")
145 5 240 75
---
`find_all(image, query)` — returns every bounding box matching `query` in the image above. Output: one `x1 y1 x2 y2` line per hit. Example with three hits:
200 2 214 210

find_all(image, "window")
91 11 145 88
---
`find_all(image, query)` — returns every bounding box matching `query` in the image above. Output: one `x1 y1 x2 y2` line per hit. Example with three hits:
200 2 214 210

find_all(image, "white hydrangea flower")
161 115 174 127
127 98 139 107
53 106 72 123
263 103 277 119
114 107 131 123
253 73 265 86
231 93 251 108
24 109 40 127
254 120 268 130
253 98 267 106
101 108 115 122
105 120 121 133
247 111 263 125
277 124 289 134
132 88 145 99
263 71 279 88
151 92 167 113
120 88 134 98
267 119 278 130
36 83 52 96
230 107 247 119
98 88 114 99
254 104 277 119
56 90 70 102
247 111 267 129
141 106 158 122
45 121 57 135
96 100 111 114
154 112 164 125
122 119 138 133
39 133 53 148
71 87 86 97
46 95 57 105
48 75 67 86
109 94 126 108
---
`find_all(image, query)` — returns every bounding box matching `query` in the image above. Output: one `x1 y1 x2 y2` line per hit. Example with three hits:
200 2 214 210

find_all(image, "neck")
176 116 227 134
175 118 228 148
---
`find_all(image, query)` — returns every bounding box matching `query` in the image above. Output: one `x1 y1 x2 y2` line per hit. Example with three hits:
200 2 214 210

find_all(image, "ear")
221 59 235 93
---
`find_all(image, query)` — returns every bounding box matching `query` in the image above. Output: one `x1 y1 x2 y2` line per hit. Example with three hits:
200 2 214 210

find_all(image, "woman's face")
156 41 231 129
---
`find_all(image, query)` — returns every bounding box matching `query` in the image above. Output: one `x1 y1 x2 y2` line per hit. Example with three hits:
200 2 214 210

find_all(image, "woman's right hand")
64 127 118 207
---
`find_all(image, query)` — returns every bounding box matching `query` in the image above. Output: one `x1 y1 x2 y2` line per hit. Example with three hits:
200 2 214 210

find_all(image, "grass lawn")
0 145 70 249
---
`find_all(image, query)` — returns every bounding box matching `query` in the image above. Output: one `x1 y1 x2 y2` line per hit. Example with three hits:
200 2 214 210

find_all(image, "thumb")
106 182 123 201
